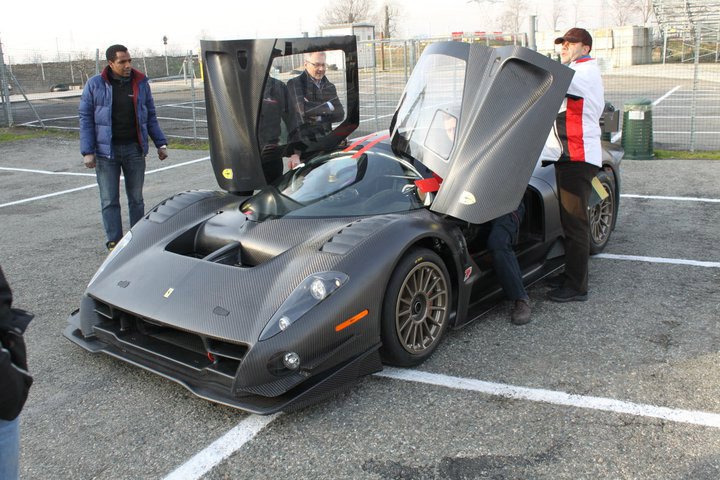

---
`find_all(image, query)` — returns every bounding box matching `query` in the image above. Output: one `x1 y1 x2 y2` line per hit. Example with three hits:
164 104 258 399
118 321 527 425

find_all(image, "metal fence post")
0 38 13 127
403 41 409 83
690 24 702 152
373 56 379 132
188 51 198 141
528 15 537 51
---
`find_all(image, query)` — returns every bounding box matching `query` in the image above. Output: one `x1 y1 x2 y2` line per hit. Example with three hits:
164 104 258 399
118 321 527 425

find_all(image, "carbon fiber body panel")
65 37 622 413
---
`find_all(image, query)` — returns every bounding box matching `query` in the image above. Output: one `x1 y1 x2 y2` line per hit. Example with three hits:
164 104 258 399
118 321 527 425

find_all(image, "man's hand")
287 153 301 169
83 154 96 169
158 146 168 161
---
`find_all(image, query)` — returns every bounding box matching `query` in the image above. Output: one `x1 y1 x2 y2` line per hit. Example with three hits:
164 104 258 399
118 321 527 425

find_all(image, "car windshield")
392 53 466 164
240 151 426 220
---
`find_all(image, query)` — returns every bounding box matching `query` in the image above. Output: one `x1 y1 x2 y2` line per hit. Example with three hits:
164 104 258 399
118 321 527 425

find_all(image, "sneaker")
511 299 532 325
106 241 117 251
545 274 566 288
547 286 588 303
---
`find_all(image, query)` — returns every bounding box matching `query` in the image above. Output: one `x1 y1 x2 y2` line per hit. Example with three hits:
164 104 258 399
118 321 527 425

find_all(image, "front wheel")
380 248 451 367
589 167 617 254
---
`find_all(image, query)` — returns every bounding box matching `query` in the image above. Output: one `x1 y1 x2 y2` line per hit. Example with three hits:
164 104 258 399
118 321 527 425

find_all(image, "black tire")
380 247 451 367
589 167 616 254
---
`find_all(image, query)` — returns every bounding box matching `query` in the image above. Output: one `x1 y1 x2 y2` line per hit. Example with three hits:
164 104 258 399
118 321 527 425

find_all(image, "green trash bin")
621 98 654 159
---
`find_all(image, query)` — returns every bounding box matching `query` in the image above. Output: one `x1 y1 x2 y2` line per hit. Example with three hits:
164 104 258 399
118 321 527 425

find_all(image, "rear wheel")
589 167 616 254
380 248 451 367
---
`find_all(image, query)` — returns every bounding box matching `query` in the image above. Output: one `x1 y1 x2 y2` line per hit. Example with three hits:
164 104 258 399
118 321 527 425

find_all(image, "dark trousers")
555 161 598 294
487 203 527 302
260 144 284 184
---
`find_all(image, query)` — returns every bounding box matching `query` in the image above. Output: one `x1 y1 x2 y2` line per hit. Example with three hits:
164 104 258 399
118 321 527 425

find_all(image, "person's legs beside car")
95 155 123 246
551 161 597 300
119 143 147 228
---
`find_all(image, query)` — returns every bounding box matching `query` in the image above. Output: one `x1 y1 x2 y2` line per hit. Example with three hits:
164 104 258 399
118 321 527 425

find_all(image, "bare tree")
320 0 373 25
570 0 582 27
608 0 636 26
467 0 503 29
549 0 564 31
374 1 402 39
636 0 655 25
499 0 527 33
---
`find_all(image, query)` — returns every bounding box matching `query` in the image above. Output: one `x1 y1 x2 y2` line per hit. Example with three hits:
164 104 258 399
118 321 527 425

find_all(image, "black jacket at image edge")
0 266 33 421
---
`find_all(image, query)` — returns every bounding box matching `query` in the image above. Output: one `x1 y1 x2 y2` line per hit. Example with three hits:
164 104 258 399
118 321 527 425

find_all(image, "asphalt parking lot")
0 134 718 479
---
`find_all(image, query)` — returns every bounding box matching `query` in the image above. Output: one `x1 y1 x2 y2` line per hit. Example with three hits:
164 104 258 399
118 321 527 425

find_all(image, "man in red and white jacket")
544 28 604 302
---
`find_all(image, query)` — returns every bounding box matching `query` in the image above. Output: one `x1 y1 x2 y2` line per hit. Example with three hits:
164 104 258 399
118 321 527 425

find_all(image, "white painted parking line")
157 116 208 124
163 103 207 111
168 363 720 479
653 85 682 106
653 130 720 135
0 166 95 177
654 115 720 119
621 193 720 203
146 156 210 174
377 368 720 429
612 86 681 144
0 184 99 208
360 112 395 123
163 413 280 480
594 253 720 268
0 157 210 209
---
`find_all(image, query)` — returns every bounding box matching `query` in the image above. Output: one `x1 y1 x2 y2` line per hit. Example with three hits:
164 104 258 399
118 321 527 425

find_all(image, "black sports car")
65 36 622 414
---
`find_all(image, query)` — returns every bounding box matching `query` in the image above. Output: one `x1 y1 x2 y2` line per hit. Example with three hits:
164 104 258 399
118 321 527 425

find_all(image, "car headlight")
259 271 348 341
87 231 133 288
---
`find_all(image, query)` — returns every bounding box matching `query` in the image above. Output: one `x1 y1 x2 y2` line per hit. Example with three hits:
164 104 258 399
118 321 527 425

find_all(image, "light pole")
163 35 169 77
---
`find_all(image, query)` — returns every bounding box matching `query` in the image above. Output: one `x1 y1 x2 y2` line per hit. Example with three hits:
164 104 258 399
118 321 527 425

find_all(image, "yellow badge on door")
222 169 233 179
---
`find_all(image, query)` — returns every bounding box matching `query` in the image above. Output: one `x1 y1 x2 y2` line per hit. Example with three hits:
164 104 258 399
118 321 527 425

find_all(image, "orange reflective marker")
335 309 369 332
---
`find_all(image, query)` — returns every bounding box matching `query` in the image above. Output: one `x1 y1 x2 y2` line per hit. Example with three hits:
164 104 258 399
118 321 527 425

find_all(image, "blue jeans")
95 143 146 244
0 417 20 480
487 203 528 302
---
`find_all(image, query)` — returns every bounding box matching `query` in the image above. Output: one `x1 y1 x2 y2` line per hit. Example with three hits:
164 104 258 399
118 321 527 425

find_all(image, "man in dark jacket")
0 265 33 480
79 44 169 251
258 76 296 183
287 51 345 147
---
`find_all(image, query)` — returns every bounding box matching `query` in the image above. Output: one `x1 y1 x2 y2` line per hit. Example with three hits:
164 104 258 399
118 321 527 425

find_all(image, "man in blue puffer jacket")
79 44 169 250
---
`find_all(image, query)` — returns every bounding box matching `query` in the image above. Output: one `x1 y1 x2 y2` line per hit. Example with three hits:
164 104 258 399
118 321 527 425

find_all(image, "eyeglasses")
306 61 326 68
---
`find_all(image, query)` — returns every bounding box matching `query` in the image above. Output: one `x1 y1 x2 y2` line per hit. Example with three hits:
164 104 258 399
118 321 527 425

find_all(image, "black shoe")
545 274 566 288
106 241 118 251
547 286 588 302
511 299 532 325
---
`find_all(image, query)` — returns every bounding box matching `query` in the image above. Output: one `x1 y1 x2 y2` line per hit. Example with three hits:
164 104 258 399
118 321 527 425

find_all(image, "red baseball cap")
554 28 593 51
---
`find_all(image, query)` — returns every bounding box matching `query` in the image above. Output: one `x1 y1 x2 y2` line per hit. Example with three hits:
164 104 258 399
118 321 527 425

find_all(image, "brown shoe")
511 299 531 325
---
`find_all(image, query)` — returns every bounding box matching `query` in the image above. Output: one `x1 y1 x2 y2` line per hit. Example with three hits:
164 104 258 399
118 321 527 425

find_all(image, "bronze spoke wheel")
381 248 451 367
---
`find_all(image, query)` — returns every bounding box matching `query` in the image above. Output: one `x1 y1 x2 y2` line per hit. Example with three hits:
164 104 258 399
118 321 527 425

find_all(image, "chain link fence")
2 28 720 151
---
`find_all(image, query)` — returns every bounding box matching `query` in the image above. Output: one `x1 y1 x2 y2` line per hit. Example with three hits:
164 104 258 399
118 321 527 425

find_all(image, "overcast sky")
2 0 632 62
